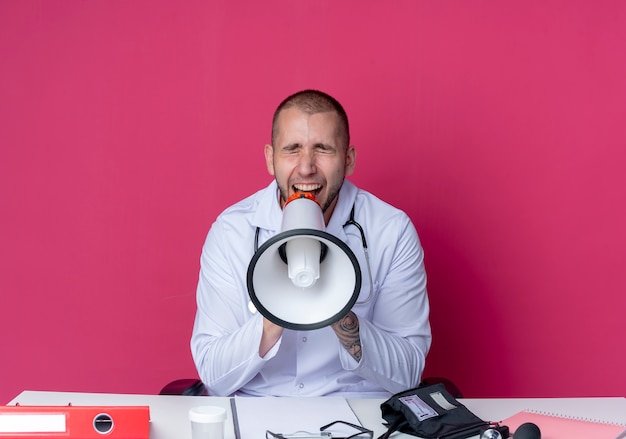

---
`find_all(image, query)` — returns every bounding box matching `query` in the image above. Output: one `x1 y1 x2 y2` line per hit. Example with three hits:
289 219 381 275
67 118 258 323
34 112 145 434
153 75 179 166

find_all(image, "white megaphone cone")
246 192 362 330
280 192 325 288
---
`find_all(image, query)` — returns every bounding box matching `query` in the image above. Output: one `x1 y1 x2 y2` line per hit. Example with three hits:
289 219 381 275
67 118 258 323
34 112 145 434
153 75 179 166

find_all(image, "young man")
191 90 431 397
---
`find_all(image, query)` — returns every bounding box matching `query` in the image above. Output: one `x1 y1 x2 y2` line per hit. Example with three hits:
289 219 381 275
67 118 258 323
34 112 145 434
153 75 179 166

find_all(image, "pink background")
1 1 625 403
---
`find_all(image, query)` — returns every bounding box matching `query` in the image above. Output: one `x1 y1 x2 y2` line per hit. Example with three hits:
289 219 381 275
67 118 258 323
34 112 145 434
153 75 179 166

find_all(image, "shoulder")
214 182 276 229
355 188 412 226
353 187 421 248
218 190 261 220
353 189 424 261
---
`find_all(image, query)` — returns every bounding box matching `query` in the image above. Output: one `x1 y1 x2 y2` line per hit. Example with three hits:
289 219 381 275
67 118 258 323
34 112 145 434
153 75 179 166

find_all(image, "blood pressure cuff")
379 383 488 439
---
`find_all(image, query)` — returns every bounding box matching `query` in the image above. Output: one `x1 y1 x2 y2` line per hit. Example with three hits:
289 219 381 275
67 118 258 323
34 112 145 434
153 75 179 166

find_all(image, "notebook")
502 410 626 439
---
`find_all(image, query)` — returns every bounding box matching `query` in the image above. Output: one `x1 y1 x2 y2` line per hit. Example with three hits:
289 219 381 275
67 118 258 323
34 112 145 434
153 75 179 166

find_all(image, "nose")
297 150 317 175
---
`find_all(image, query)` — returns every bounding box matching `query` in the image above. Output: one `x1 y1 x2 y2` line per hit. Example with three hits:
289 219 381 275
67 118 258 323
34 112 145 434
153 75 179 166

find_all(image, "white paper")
233 397 364 438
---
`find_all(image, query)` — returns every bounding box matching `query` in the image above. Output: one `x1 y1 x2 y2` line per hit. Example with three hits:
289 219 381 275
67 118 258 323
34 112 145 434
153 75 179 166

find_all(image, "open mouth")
293 183 322 197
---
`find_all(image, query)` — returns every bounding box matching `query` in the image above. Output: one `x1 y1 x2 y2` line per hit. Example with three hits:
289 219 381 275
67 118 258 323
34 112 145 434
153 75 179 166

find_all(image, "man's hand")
259 318 283 357
331 311 362 362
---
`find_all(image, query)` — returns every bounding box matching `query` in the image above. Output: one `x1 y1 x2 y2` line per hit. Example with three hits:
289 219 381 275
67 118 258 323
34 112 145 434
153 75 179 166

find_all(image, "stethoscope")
342 204 373 304
253 203 374 305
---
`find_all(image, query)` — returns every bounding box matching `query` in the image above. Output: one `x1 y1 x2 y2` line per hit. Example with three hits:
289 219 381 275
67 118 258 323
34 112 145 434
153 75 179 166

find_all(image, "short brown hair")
271 89 350 147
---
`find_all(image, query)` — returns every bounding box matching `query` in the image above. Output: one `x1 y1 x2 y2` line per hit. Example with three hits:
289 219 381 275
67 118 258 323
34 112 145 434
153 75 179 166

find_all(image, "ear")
344 145 356 177
264 144 275 176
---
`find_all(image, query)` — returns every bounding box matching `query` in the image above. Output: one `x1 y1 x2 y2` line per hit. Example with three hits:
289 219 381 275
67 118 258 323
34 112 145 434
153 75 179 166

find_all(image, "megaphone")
247 192 362 330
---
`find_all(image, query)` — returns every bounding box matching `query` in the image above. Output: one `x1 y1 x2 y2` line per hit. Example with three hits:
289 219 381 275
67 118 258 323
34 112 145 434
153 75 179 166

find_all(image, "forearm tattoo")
332 311 362 361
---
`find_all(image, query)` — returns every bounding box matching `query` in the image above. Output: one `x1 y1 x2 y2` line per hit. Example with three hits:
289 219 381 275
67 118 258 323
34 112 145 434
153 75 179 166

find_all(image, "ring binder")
0 404 150 438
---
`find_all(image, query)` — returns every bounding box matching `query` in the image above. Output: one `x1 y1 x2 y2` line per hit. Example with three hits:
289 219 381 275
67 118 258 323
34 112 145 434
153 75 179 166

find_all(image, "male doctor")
191 89 431 397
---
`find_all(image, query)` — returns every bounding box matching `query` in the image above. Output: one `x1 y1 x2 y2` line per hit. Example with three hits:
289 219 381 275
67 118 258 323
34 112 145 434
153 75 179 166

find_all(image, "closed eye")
282 143 302 153
314 143 336 153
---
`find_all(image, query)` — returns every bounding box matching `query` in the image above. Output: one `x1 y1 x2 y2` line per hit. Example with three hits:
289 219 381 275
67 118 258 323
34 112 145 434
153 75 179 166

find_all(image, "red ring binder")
0 405 150 438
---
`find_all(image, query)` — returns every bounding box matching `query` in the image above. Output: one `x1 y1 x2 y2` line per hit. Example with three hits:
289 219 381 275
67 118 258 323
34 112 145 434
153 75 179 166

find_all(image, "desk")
9 391 626 439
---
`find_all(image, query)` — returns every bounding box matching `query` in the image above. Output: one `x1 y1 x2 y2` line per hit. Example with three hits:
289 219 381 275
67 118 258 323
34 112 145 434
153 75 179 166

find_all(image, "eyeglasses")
321 420 373 439
266 420 373 439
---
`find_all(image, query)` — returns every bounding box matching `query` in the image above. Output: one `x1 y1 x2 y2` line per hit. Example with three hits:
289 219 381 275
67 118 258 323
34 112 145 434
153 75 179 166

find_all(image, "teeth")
294 184 321 192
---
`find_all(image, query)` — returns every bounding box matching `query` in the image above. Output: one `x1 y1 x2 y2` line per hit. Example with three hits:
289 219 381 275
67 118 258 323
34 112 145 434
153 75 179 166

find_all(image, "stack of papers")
233 397 365 438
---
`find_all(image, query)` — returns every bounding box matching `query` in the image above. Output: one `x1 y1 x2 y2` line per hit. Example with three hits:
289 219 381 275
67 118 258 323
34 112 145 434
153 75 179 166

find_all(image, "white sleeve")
190 221 281 396
338 215 431 394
